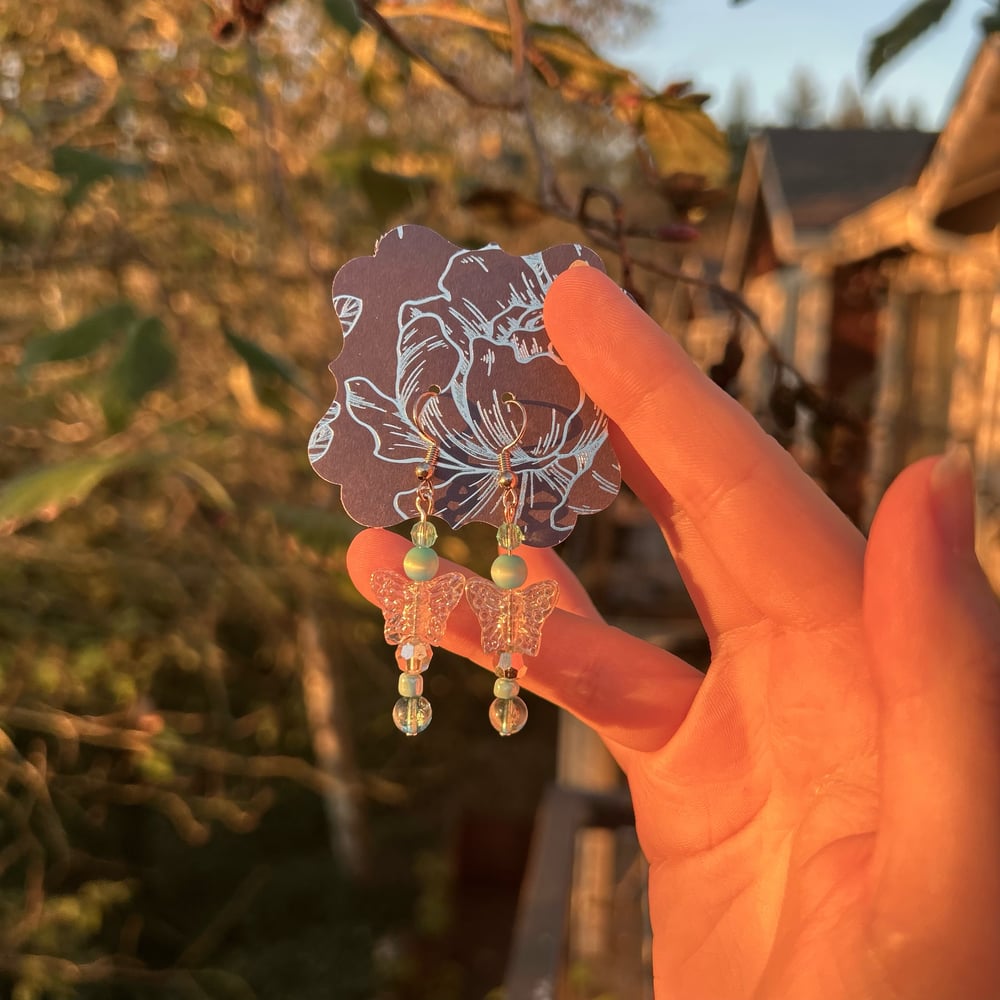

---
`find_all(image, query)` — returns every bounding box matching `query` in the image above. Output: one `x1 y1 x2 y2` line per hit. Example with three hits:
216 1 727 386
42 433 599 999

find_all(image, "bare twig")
504 0 565 208
2 705 343 797
356 0 519 110
177 866 270 967
244 37 326 283
298 612 366 876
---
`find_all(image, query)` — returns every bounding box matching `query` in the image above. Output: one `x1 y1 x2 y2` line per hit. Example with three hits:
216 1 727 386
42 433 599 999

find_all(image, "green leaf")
530 21 632 82
639 95 730 188
51 146 145 209
358 164 429 226
19 302 137 378
102 317 177 431
173 459 236 512
191 969 257 1000
223 326 309 396
323 0 362 35
173 109 235 140
0 455 134 535
865 0 954 81
270 504 358 554
171 201 253 230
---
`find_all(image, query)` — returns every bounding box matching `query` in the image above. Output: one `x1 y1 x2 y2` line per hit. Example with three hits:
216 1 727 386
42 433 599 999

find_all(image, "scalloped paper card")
309 225 621 548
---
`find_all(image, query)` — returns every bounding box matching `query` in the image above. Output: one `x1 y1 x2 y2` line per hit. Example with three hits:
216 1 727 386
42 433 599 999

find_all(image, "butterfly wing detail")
465 578 559 656
371 570 465 645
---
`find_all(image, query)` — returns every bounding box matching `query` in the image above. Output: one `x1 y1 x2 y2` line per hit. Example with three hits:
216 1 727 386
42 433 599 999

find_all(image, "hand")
347 267 1000 1000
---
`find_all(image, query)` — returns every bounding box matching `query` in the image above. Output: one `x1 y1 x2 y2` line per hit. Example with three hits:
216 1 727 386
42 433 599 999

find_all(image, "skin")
347 267 1000 1000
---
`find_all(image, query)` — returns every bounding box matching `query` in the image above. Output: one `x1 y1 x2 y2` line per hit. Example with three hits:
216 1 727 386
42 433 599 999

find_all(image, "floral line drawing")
310 226 620 548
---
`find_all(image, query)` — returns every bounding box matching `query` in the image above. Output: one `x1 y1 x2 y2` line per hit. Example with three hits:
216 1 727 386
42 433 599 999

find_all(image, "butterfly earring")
465 393 560 736
370 387 466 735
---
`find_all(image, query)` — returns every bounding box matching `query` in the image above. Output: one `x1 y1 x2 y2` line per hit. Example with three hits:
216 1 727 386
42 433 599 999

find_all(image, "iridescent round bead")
393 696 432 735
398 673 424 697
395 641 432 673
410 520 438 548
496 522 524 551
490 553 527 589
403 545 439 581
493 677 519 699
489 696 528 736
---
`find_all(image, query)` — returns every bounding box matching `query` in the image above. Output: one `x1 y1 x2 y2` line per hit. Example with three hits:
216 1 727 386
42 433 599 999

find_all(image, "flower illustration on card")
309 225 620 547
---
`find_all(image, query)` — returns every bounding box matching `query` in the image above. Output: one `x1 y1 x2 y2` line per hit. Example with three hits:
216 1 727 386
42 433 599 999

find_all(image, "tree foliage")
0 0 730 996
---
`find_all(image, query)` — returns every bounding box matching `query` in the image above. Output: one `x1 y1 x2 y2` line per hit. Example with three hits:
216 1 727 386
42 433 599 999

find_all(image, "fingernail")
929 444 976 552
568 259 590 269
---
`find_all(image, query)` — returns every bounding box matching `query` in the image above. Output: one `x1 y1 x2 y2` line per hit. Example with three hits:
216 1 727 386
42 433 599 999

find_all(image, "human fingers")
519 544 602 620
347 528 702 751
610 425 765 643
864 450 1000 997
544 267 865 631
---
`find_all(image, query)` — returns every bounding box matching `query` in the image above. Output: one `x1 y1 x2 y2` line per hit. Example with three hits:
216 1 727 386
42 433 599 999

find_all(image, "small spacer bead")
494 677 519 699
494 651 521 678
497 470 517 491
415 461 434 481
496 522 524 551
410 520 438 548
398 673 424 697
491 553 527 589
403 545 439 581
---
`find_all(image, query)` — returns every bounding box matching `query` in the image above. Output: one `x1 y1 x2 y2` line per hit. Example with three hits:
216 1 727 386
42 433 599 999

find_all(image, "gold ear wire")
411 384 442 482
497 392 527 487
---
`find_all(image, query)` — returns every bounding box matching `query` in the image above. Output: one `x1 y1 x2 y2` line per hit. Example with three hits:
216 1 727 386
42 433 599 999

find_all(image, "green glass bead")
398 673 424 697
493 677 519 699
403 545 439 581
410 520 438 548
489 696 528 736
496 522 524 551
490 553 527 590
393 696 432 735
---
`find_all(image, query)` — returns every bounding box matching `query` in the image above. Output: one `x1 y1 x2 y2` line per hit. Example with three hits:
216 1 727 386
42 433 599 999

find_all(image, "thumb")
864 449 1000 990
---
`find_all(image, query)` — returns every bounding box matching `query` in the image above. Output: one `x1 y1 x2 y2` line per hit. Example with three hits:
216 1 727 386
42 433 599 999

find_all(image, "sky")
605 0 988 128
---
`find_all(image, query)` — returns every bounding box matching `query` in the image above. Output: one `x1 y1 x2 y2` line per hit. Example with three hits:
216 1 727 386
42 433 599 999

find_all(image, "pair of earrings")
370 387 559 737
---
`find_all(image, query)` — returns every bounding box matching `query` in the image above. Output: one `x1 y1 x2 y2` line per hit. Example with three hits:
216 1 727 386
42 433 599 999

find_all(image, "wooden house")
688 36 1000 585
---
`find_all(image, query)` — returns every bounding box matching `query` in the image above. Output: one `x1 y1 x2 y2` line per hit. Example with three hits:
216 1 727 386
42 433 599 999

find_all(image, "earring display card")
309 225 621 548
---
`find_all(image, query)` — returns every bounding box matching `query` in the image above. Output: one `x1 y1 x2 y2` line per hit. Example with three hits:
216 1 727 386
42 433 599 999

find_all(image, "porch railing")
502 784 647 999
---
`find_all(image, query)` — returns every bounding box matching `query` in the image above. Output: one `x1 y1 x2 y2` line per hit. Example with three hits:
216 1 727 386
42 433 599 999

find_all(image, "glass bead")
403 545 439 581
396 641 432 673
494 651 522 678
493 677 519 699
488 696 528 736
398 673 424 697
393 696 432 735
496 522 524 551
410 520 438 548
490 553 527 590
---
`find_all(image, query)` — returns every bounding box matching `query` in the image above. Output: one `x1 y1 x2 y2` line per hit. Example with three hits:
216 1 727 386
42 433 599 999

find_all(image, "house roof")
915 33 1000 222
762 128 938 233
719 36 1000 291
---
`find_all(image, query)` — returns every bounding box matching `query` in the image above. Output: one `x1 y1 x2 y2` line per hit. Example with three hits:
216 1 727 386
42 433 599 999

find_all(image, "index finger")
543 267 865 631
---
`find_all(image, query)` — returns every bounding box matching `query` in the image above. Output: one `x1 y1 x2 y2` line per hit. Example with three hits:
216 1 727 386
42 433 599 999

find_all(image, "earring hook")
411 385 442 474
496 392 528 499
499 392 528 456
